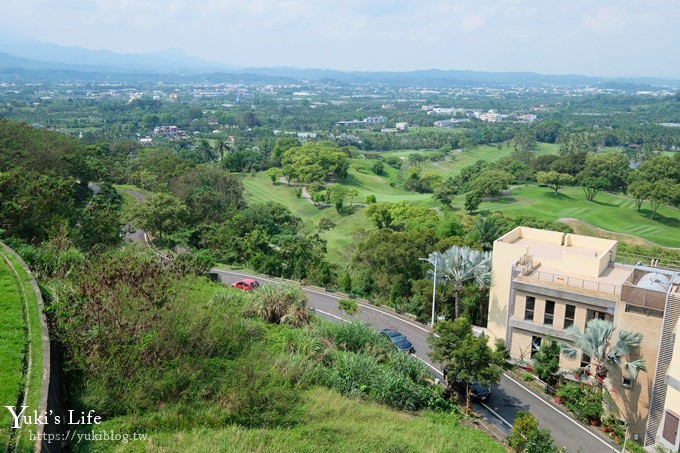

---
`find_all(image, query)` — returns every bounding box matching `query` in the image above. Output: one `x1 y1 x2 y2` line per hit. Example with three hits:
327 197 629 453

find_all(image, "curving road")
213 269 620 453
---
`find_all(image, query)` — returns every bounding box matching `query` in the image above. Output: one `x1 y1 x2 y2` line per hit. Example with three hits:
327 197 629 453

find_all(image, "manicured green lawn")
80 387 504 453
241 173 374 266
479 185 680 247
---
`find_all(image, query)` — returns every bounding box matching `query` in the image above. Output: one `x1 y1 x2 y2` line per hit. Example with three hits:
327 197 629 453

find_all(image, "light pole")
419 257 437 327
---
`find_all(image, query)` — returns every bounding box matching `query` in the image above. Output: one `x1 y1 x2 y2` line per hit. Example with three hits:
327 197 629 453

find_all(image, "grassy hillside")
0 253 24 449
479 185 680 248
80 387 504 453
0 246 43 452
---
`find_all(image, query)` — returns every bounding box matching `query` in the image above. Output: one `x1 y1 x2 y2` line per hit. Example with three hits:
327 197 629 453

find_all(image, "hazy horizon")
2 0 679 79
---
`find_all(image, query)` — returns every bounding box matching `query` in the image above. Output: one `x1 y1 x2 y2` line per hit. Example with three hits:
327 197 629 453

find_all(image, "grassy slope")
86 387 503 453
0 254 23 449
479 185 680 247
0 248 43 451
241 173 374 266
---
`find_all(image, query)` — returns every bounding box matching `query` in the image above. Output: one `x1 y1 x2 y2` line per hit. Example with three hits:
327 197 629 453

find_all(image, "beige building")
487 226 680 447
658 317 680 451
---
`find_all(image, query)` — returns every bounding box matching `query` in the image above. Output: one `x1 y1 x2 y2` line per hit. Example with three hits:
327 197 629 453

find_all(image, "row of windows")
524 297 608 329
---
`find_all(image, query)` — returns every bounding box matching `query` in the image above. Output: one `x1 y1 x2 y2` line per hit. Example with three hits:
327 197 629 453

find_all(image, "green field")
479 185 680 247
81 387 504 453
240 143 680 258
241 173 374 265
0 247 44 451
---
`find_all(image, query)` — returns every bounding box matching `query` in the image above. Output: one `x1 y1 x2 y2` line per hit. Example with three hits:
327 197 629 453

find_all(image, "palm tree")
213 138 230 161
560 318 646 388
473 217 500 252
434 246 492 319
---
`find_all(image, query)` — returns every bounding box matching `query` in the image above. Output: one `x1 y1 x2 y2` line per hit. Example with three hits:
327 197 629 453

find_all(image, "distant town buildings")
336 116 386 127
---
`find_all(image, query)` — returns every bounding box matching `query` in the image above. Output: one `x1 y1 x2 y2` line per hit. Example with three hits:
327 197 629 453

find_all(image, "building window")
580 353 591 369
544 300 555 325
564 304 575 329
663 411 679 444
622 376 633 388
525 296 535 321
586 309 609 322
531 336 542 359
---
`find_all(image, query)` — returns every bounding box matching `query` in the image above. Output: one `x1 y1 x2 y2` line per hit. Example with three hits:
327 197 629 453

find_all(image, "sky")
2 0 680 78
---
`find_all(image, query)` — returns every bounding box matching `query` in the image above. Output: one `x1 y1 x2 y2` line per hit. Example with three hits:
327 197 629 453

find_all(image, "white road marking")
480 402 513 429
313 308 346 322
503 373 614 449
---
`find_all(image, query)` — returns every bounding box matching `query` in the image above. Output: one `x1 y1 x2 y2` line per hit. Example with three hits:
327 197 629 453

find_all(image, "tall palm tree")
213 138 230 161
434 246 492 319
560 318 646 387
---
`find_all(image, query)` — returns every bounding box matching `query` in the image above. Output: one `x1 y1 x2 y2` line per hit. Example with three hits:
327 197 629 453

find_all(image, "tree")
372 160 385 175
434 246 492 319
561 318 646 390
433 176 461 209
281 141 349 183
327 185 348 212
646 179 679 220
318 218 336 232
267 167 282 184
346 188 359 207
130 193 189 240
464 191 482 213
473 218 501 252
537 171 575 195
577 153 630 193
533 336 561 385
196 139 217 163
213 138 231 161
469 169 512 197
506 411 560 453
429 318 503 413
627 179 648 211
581 177 608 202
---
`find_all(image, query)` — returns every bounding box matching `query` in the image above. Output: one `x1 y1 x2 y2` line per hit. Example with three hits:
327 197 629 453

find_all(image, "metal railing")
516 267 621 295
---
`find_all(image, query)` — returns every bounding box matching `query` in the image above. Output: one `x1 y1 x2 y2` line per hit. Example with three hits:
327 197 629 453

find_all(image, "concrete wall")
519 226 564 244
657 319 680 450
607 301 662 442
487 240 526 343
2 244 64 453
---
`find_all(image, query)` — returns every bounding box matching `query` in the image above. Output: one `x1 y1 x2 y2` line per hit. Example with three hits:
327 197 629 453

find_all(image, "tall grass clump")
246 283 310 327
314 320 391 355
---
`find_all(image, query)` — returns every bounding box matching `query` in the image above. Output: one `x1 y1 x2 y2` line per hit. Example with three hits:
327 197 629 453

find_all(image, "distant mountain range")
1 38 679 88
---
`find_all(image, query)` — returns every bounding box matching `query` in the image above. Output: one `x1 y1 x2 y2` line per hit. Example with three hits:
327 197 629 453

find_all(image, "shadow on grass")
485 196 519 205
640 210 680 228
541 191 572 201
590 199 618 208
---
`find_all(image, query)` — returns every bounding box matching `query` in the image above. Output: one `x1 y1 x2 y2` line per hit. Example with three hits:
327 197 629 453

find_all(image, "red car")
231 278 260 291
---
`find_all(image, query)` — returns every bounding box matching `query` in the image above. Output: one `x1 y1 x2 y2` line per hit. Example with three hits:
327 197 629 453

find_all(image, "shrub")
246 283 310 327
315 321 390 355
338 298 359 315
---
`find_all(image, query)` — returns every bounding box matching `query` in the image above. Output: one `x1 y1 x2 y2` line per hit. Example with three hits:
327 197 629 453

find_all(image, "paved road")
214 269 620 453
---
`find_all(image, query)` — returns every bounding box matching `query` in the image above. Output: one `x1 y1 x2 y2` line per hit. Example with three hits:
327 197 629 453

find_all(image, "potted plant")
601 412 618 433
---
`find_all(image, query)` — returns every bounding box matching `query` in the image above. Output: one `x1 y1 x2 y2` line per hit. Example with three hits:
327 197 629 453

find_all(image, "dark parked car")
380 329 415 353
443 366 491 401
231 278 260 291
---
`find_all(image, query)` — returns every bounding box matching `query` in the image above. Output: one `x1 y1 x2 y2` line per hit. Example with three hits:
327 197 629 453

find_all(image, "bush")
315 321 390 355
338 298 359 315
246 283 310 327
